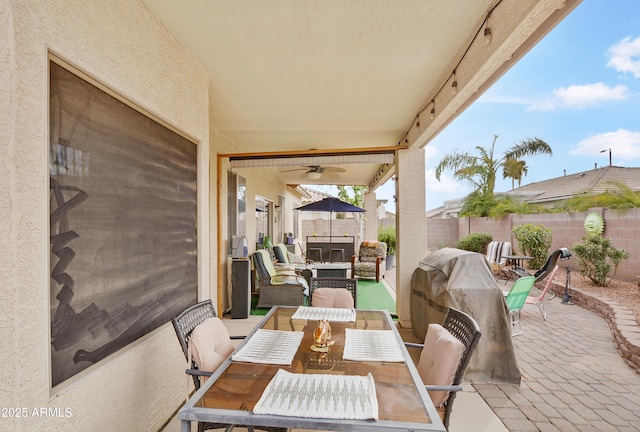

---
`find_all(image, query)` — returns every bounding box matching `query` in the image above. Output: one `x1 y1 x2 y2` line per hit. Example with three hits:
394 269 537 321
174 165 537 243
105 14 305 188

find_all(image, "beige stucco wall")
1 1 210 430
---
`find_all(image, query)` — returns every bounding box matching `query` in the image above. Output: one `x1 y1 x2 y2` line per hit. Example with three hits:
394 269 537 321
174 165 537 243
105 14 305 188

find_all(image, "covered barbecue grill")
411 248 521 384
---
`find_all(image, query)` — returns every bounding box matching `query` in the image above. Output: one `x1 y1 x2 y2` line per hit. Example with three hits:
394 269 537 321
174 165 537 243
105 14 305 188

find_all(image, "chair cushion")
358 240 386 262
312 288 354 308
417 323 465 407
188 317 234 385
353 261 378 277
486 241 511 265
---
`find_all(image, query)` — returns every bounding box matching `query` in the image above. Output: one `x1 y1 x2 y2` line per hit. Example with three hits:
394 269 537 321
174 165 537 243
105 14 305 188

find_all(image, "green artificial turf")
250 279 396 315
354 279 396 313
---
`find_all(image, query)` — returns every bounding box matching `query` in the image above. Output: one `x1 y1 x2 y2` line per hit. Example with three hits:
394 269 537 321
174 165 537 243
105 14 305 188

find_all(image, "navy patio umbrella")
295 197 366 254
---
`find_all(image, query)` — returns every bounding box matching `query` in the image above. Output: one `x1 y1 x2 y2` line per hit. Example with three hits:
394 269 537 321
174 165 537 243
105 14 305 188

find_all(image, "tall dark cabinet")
231 258 251 319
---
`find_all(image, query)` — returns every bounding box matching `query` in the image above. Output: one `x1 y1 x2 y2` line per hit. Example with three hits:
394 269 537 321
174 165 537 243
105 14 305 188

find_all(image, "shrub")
377 226 396 255
571 234 629 287
455 233 493 253
512 224 552 269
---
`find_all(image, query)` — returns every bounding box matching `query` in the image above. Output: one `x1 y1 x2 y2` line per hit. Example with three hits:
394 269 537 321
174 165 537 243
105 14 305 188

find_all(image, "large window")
227 171 246 255
255 195 272 247
49 58 197 388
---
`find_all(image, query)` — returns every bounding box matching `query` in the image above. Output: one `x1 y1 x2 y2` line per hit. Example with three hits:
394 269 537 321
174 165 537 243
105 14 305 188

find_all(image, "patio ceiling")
142 0 580 189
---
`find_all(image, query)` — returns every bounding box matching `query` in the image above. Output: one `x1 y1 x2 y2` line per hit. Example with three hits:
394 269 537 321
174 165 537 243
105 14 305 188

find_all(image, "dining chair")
404 308 481 430
309 277 357 308
172 299 287 432
504 276 536 336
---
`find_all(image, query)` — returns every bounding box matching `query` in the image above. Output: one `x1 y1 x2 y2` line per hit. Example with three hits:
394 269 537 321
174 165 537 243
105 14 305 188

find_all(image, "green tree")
512 223 552 269
503 159 528 189
561 181 640 211
489 196 541 218
337 186 367 242
337 185 366 207
572 234 629 287
435 135 552 216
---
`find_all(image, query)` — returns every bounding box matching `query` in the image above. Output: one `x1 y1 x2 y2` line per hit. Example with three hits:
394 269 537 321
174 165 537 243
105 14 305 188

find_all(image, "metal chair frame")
172 300 286 432
510 248 571 288
525 264 559 320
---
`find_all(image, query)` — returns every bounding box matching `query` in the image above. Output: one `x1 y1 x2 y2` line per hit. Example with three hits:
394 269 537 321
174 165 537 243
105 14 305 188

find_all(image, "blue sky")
369 0 640 213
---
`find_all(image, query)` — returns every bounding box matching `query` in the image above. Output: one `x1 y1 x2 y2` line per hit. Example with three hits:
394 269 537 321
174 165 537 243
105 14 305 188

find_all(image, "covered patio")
2 1 587 430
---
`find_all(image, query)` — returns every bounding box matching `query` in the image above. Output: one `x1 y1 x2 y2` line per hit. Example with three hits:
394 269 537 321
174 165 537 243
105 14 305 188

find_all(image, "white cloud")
527 98 557 111
423 143 440 161
425 168 468 195
531 82 629 111
571 129 640 161
607 36 640 78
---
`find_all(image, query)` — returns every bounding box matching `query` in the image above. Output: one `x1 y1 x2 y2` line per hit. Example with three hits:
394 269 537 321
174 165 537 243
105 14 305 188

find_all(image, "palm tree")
435 135 552 216
503 159 528 189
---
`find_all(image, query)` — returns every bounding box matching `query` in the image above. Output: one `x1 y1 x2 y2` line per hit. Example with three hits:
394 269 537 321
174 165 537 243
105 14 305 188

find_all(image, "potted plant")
377 226 396 270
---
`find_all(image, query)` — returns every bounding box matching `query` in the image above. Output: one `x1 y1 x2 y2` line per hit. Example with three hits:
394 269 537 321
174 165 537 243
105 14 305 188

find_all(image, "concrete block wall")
426 208 640 282
425 218 459 249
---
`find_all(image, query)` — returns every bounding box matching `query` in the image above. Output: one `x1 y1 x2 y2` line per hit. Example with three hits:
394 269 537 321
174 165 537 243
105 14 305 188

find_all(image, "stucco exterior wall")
1 1 209 430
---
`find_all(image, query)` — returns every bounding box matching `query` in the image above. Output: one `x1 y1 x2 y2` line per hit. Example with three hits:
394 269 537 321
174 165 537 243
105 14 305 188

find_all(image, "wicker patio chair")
172 299 287 432
405 307 481 430
252 249 307 308
273 243 290 264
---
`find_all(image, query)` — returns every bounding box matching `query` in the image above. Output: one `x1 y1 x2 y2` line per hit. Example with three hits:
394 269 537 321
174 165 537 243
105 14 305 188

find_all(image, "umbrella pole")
329 211 333 261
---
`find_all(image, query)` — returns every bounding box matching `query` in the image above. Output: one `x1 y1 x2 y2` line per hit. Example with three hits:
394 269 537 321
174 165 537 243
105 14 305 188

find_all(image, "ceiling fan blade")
322 171 339 179
279 167 309 173
322 166 346 173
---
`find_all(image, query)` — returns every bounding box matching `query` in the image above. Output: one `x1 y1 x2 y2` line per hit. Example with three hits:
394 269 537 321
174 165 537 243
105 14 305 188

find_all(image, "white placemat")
342 329 405 362
291 306 356 322
232 329 303 365
253 369 378 420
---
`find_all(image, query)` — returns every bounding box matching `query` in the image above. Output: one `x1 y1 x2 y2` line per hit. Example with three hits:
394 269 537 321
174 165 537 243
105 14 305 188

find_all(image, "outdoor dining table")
177 306 446 432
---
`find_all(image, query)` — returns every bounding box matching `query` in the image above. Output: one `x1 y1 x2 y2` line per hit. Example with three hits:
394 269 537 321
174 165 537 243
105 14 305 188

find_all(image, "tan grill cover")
411 248 521 384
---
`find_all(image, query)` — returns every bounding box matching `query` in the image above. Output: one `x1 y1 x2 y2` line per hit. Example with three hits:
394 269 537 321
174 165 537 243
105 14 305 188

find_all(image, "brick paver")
386 266 640 431
492 296 640 431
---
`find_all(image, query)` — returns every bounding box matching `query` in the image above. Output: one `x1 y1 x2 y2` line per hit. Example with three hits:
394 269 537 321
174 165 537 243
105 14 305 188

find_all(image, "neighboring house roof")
300 187 332 203
426 206 445 219
507 165 640 204
427 165 640 218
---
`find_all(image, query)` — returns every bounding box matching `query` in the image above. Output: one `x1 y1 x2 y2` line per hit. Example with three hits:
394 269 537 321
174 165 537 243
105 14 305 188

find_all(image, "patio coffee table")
178 306 445 432
313 262 351 278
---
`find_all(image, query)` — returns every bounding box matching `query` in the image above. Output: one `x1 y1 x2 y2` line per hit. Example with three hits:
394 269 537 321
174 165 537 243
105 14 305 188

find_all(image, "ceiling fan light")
306 171 322 180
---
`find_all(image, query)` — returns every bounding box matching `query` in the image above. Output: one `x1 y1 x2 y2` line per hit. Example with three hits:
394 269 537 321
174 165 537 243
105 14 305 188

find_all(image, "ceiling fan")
280 165 346 180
